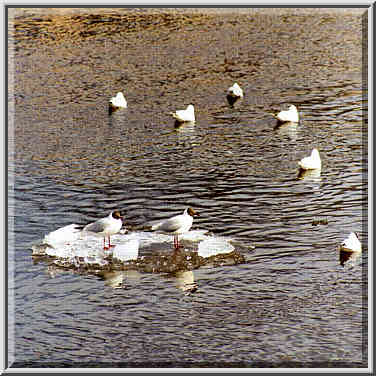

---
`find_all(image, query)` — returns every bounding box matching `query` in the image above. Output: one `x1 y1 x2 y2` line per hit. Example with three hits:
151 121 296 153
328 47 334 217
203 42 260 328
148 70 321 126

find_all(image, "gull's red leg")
174 235 180 250
109 236 115 248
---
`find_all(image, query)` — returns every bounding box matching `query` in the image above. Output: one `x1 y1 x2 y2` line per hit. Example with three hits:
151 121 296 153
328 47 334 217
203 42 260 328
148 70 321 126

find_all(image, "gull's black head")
112 211 123 220
187 207 199 217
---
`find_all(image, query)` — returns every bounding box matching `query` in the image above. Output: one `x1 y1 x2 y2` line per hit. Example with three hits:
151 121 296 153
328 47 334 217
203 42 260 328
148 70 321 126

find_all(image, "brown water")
8 7 368 368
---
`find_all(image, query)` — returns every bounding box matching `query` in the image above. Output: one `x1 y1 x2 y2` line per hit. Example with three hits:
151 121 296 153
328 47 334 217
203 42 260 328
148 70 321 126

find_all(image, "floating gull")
151 207 199 249
276 104 299 123
298 148 321 170
170 104 195 123
340 232 362 253
226 82 244 107
109 92 127 114
83 211 123 250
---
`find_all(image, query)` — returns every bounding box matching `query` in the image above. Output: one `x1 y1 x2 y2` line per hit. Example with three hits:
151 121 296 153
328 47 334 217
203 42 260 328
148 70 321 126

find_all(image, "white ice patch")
35 225 235 265
113 239 139 262
197 237 235 258
43 224 82 248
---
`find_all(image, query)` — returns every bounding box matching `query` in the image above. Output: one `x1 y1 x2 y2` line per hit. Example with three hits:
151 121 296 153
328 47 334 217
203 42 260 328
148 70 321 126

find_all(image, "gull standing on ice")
170 105 195 123
151 207 199 250
109 92 127 114
83 211 123 250
298 148 322 170
226 82 244 107
276 104 299 123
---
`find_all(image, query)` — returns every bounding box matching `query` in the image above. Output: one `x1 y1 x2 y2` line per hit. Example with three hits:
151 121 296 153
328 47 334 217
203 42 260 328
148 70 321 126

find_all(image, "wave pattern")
9 9 366 368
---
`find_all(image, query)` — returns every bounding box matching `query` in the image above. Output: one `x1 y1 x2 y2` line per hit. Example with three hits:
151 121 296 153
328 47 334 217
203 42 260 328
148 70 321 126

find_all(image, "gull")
83 211 123 250
340 232 362 253
170 105 195 123
109 92 127 114
276 104 299 123
151 207 199 249
226 82 244 106
298 148 321 170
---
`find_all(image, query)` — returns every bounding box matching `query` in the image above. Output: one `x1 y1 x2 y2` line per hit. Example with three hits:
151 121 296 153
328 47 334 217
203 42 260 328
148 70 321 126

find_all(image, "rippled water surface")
8 7 367 368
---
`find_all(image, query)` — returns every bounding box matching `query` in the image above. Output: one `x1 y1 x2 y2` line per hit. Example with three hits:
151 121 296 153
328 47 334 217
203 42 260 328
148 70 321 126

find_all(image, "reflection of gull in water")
275 104 299 123
298 148 321 170
83 211 123 250
97 270 143 289
274 121 298 141
174 120 195 131
339 249 361 267
109 92 127 114
226 82 244 107
174 121 198 145
297 168 321 180
151 208 199 250
174 270 198 294
101 271 125 289
170 104 195 123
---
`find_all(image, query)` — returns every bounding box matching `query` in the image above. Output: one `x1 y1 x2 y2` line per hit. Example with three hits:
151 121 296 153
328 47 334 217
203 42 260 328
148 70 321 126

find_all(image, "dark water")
8 8 367 368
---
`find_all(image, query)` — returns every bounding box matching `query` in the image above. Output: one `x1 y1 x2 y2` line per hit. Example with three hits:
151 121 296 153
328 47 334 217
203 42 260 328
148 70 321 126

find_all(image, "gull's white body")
170 105 195 123
298 148 321 170
276 104 299 123
341 232 362 253
84 212 123 237
227 82 244 99
152 208 194 235
110 92 127 108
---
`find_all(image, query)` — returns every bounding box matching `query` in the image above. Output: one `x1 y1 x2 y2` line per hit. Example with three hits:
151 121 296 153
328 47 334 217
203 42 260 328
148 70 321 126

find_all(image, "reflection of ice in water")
174 270 197 293
197 237 235 258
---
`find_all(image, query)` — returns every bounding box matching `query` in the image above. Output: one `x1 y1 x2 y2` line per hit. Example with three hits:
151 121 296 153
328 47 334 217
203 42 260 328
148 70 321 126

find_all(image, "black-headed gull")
109 92 127 114
151 207 199 249
170 105 195 123
298 148 321 170
83 211 123 250
276 104 299 123
340 232 362 253
226 82 244 106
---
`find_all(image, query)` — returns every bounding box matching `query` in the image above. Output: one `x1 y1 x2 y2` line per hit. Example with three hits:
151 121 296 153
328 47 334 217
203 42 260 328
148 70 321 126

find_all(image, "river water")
8 7 368 368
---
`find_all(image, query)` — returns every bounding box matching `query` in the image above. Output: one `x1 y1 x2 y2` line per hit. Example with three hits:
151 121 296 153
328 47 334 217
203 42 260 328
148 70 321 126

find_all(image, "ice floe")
31 225 244 274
